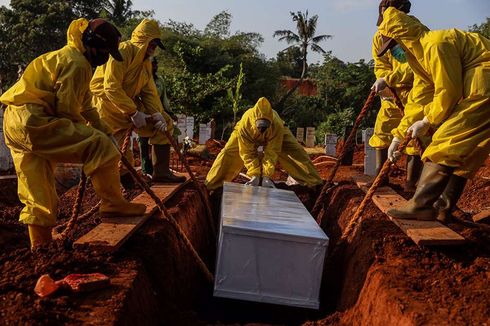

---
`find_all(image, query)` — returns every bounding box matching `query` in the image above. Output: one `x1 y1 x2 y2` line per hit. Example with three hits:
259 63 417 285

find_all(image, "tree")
469 17 490 38
273 10 332 109
204 11 232 39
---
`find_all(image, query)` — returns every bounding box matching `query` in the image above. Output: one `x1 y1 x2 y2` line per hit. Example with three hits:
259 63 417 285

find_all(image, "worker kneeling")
205 97 323 190
0 19 146 249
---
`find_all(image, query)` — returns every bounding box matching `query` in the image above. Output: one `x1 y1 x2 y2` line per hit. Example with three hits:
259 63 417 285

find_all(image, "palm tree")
273 11 332 109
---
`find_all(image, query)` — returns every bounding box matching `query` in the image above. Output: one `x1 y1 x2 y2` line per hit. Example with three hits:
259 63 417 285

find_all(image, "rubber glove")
371 78 387 93
261 177 275 188
131 111 149 129
245 176 260 186
387 137 401 162
408 117 430 138
151 112 165 123
154 120 167 133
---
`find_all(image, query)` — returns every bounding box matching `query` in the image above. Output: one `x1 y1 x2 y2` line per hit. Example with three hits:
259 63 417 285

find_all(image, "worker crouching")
205 97 323 190
0 19 147 249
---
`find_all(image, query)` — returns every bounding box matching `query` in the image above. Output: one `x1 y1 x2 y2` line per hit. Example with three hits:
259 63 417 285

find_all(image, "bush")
315 108 355 142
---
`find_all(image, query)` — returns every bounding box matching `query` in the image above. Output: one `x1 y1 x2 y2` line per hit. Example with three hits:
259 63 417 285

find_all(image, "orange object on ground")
34 273 110 297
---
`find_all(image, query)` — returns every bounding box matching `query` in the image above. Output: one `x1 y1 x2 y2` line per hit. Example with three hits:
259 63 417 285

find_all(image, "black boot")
433 175 467 222
152 144 187 183
368 148 388 187
387 162 453 221
138 136 153 176
404 155 423 192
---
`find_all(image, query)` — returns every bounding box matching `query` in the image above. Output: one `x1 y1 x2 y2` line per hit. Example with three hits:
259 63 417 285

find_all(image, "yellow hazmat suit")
90 19 173 166
0 19 119 227
380 7 490 178
369 31 416 154
205 97 322 190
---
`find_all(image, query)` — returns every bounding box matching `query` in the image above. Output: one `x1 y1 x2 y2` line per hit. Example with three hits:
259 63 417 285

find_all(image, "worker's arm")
140 67 166 116
261 126 284 178
424 42 463 126
103 55 137 116
238 127 262 177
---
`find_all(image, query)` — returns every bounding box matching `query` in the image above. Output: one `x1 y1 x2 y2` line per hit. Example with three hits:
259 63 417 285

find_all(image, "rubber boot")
404 155 423 192
433 175 467 223
152 144 187 183
28 224 53 249
91 163 147 218
138 137 153 176
387 162 453 221
367 148 388 187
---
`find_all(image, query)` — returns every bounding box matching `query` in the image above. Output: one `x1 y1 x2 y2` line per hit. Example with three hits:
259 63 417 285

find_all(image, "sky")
1 0 488 63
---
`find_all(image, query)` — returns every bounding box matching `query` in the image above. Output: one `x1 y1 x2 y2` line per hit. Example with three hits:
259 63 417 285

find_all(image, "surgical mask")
390 44 407 63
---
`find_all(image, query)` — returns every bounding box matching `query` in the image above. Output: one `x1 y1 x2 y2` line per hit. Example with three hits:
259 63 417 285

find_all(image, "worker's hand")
131 111 150 129
371 78 387 93
151 112 165 123
261 177 275 188
245 176 260 186
408 117 430 138
387 137 401 162
154 120 167 133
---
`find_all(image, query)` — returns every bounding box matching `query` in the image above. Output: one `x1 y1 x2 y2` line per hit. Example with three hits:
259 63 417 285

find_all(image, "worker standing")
91 19 185 186
0 19 146 249
205 97 323 190
369 0 422 191
378 8 490 221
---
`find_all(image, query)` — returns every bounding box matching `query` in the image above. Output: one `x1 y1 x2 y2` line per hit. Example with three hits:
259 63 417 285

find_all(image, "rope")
312 89 377 219
118 150 214 283
164 129 217 237
341 132 413 242
57 173 87 240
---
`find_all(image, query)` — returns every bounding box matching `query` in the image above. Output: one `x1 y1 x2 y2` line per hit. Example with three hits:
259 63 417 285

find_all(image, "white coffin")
214 182 329 309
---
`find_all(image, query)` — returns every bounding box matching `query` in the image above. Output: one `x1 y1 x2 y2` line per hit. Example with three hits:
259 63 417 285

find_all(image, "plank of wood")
74 177 191 252
353 175 465 246
473 209 490 224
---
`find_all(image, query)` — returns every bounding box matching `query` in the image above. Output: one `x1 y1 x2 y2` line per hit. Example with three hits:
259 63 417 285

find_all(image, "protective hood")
250 97 273 122
378 7 431 80
66 18 89 53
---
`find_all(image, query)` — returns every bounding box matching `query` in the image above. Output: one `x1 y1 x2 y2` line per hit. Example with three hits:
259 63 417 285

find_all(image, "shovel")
34 273 110 298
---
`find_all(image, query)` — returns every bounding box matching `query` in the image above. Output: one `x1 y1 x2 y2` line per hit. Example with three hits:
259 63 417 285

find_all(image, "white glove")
131 111 149 129
388 137 401 162
408 117 430 138
154 120 167 133
245 176 260 186
371 78 387 93
151 112 165 123
261 177 275 188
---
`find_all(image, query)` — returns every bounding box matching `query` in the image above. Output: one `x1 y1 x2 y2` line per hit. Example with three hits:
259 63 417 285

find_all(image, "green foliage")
315 108 355 141
469 17 490 38
227 62 245 126
204 11 231 39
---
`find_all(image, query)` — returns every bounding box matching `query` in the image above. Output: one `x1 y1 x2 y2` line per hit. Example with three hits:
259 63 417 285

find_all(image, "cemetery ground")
0 140 489 325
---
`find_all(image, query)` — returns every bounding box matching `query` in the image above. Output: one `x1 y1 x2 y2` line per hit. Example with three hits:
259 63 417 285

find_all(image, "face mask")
256 119 270 134
91 49 110 67
390 44 407 63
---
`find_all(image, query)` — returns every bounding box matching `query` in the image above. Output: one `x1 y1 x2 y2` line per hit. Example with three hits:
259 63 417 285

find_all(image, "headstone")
324 134 337 157
199 123 211 144
214 182 329 309
177 114 187 143
305 127 315 148
0 110 13 172
185 116 195 139
364 128 376 176
296 128 304 143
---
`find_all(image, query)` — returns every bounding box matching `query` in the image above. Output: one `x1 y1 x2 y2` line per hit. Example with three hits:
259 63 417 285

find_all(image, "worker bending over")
370 0 423 191
378 8 490 221
91 19 185 186
205 97 323 190
0 19 146 249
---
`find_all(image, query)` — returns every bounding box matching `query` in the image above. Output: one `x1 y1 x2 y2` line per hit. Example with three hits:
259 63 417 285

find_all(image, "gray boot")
387 162 453 221
404 155 423 192
433 175 467 222
367 148 389 187
152 144 187 183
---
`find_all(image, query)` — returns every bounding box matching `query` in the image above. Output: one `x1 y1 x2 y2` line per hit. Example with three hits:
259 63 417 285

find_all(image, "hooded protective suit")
0 19 120 227
205 97 322 190
90 19 173 167
379 7 490 178
369 31 417 154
